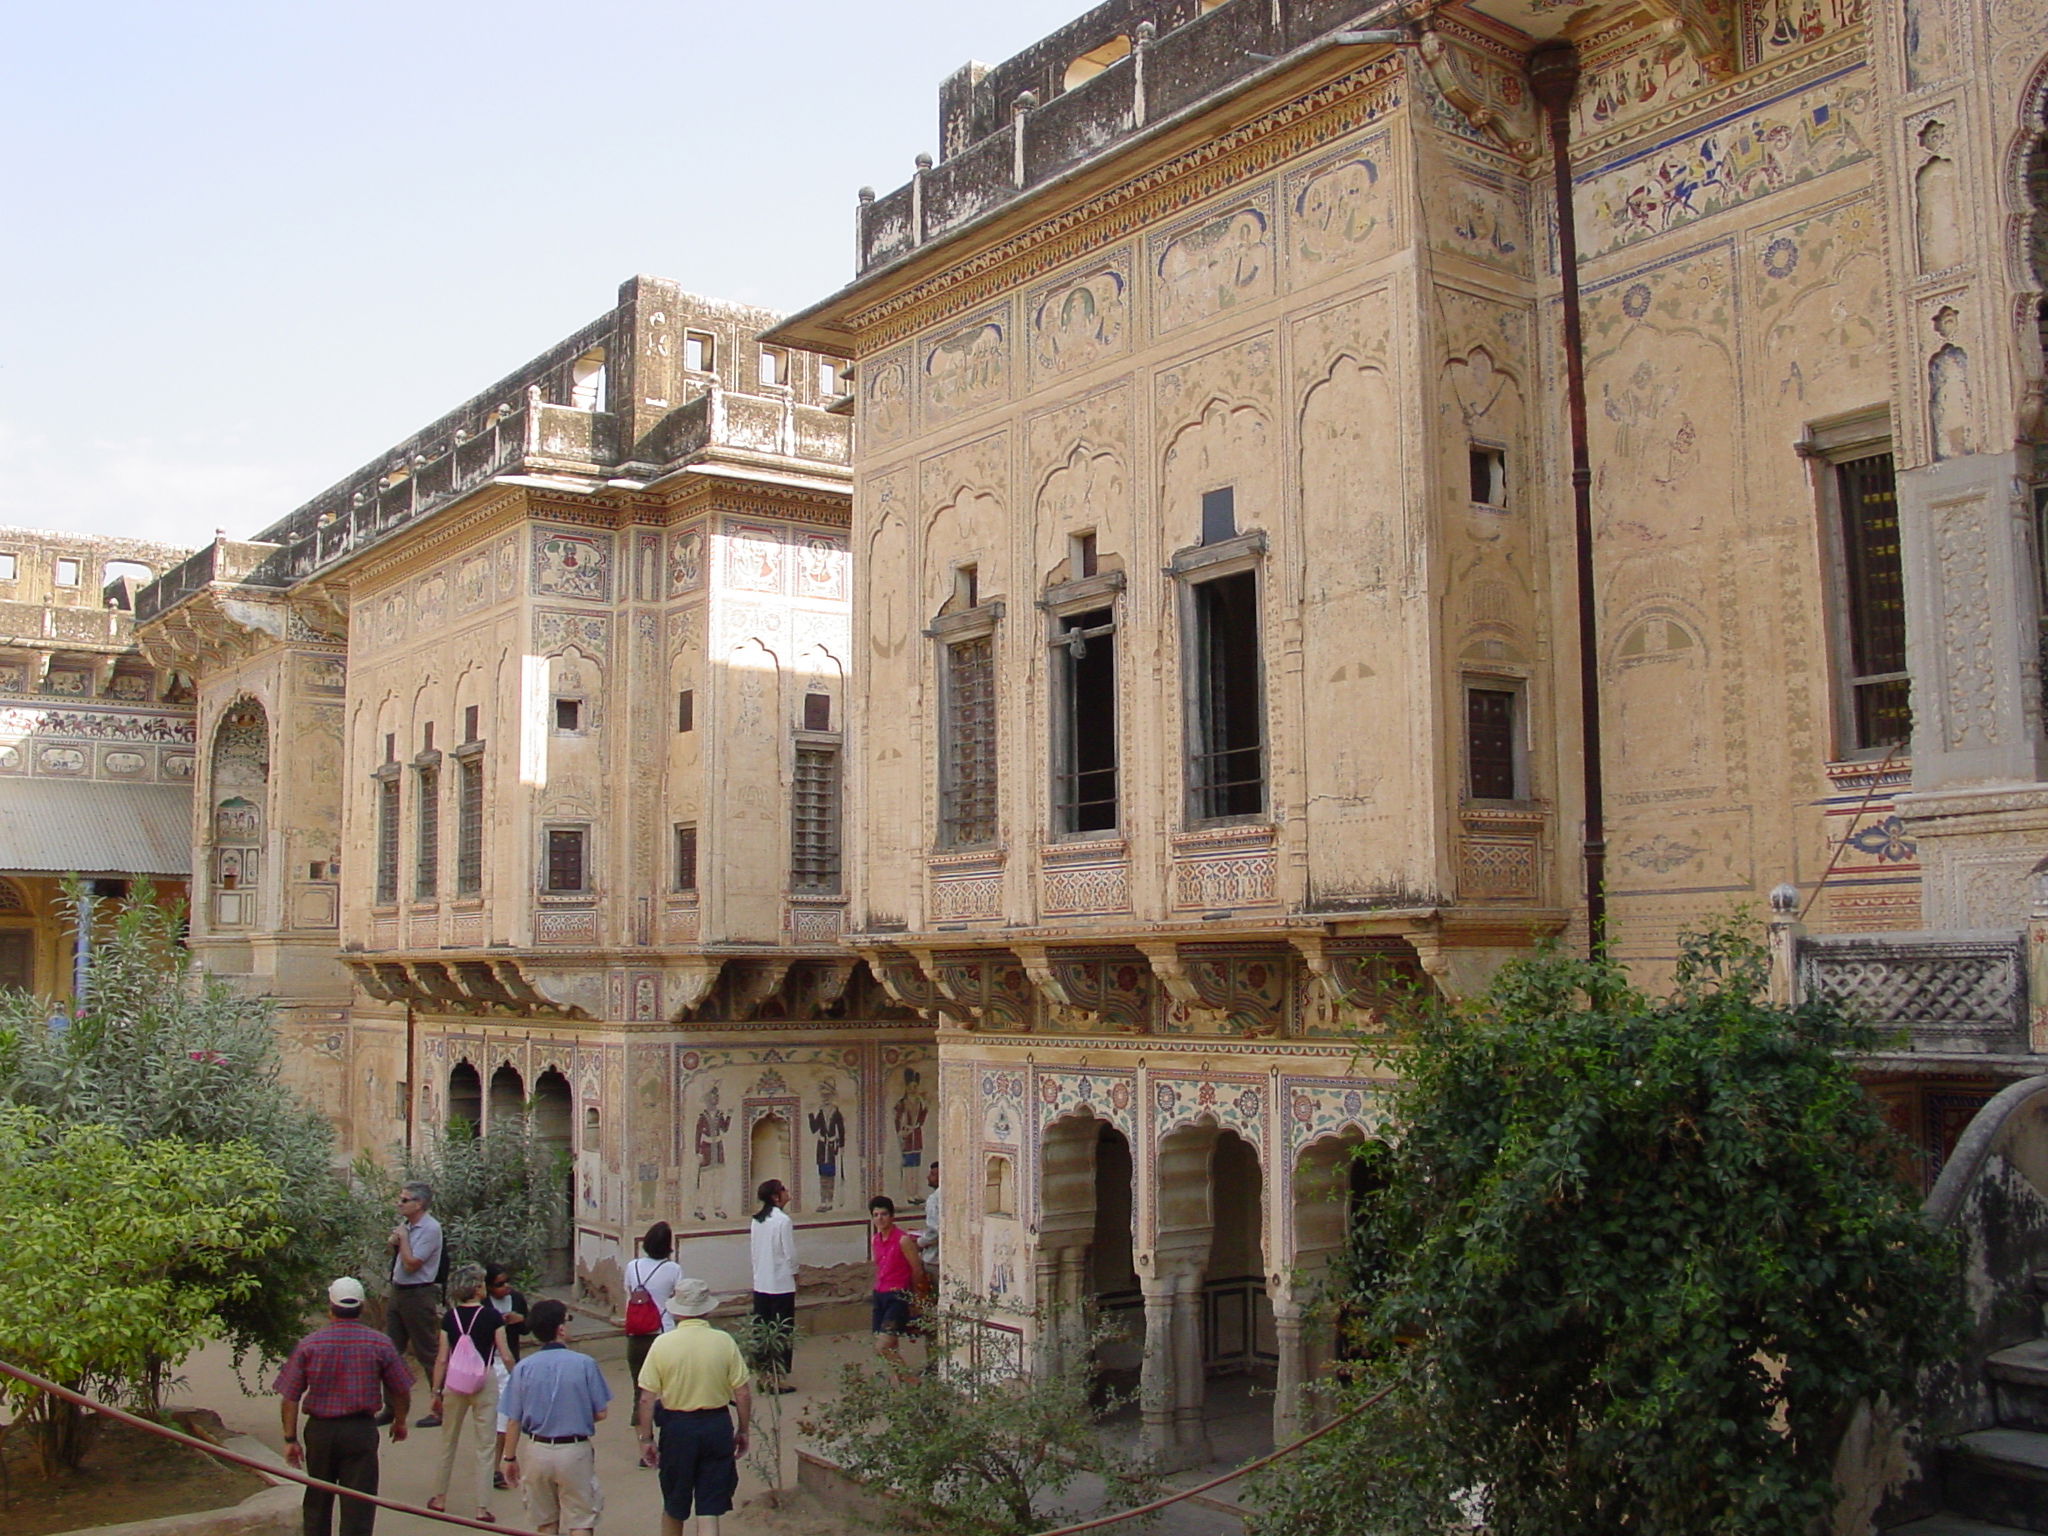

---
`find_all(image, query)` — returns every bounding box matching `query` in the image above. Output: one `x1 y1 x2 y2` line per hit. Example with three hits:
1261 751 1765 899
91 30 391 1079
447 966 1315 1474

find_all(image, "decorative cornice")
837 57 1407 354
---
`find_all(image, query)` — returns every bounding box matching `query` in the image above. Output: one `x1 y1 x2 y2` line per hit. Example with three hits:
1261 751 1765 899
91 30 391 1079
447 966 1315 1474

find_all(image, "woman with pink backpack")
622 1222 683 1380
426 1262 507 1522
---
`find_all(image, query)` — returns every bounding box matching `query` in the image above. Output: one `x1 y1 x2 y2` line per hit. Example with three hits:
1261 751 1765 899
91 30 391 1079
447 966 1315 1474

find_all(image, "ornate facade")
768 0 2048 1459
0 525 194 996
136 278 934 1304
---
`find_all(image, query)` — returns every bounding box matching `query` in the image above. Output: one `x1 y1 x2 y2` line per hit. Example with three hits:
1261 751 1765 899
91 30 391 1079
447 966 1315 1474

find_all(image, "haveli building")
134 278 933 1300
767 0 2048 1463
0 527 195 996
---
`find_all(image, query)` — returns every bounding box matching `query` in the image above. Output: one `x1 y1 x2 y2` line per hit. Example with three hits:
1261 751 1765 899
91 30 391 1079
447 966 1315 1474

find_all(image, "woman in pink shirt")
867 1195 926 1376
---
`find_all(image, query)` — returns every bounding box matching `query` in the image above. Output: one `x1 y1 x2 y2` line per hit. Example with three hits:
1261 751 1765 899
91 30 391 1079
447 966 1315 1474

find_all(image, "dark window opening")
456 757 483 894
1056 608 1118 834
384 733 396 764
375 776 400 905
555 697 581 733
415 764 439 899
421 722 435 752
1075 531 1098 579
791 747 842 893
544 828 588 893
1466 688 1519 800
957 564 979 609
1201 486 1237 546
463 705 480 743
674 823 698 893
803 691 832 732
1469 446 1508 507
1838 453 1910 751
941 635 997 847
1190 572 1263 820
677 689 695 732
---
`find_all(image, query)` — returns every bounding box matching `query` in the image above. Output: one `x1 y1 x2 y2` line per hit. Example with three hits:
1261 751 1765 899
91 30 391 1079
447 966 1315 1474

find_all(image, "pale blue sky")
0 1 1088 553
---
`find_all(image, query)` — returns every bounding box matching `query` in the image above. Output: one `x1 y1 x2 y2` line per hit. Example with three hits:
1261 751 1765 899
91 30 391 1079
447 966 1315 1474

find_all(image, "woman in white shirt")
622 1221 682 1384
749 1180 798 1387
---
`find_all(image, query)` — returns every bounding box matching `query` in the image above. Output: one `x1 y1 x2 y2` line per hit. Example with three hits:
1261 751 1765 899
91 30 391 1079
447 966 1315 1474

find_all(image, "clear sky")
0 1 1091 554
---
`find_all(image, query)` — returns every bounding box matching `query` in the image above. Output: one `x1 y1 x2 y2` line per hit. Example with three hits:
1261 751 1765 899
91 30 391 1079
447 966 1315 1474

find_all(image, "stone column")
1056 1244 1090 1366
1139 1272 1179 1465
1270 1291 1307 1444
1033 1249 1066 1377
1171 1271 1211 1467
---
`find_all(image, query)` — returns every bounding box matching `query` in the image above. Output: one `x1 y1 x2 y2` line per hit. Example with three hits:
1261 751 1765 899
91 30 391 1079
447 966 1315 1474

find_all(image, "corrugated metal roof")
0 779 192 877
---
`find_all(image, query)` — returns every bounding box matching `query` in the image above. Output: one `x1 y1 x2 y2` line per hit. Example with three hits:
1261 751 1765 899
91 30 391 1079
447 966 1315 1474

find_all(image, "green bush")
1250 923 1960 1536
0 883 379 1370
388 1112 565 1285
0 1107 289 1472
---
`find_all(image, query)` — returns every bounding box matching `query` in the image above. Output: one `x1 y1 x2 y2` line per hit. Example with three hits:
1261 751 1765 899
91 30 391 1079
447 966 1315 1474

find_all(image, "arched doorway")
1284 1131 1380 1439
489 1063 526 1130
533 1069 573 1285
749 1111 794 1200
1148 1121 1269 1469
447 1061 482 1137
1037 1113 1142 1385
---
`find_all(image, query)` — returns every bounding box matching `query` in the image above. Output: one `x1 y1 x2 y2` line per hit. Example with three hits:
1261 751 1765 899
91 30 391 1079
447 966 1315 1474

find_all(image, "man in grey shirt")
384 1181 444 1426
501 1300 611 1536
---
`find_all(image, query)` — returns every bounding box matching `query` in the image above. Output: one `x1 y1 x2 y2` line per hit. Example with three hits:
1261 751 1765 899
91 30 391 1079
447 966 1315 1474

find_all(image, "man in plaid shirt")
275 1277 414 1536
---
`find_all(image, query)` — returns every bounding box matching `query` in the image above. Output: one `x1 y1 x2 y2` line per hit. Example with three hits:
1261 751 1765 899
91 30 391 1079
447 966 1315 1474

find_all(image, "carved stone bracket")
723 959 793 1020
1134 941 1239 1034
1287 935 1423 1017
1417 28 1537 160
664 960 726 1021
930 950 1033 1029
1013 943 1077 1010
344 955 593 1019
863 947 972 1023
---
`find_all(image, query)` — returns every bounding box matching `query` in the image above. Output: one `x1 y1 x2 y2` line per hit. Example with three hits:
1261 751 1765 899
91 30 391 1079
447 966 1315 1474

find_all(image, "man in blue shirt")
384 1182 445 1426
500 1300 610 1536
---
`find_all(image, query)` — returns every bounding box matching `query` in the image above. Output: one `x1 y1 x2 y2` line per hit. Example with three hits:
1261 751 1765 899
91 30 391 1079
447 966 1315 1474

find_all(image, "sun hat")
666 1277 718 1317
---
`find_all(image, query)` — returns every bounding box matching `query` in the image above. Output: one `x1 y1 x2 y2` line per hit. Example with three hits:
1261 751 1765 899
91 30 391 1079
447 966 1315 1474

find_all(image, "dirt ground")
0 1414 270 1536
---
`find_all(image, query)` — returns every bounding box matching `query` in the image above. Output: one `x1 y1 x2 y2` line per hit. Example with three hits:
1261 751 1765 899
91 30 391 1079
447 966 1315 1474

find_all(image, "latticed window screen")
1838 452 1909 750
941 636 997 846
415 765 439 899
456 757 483 894
545 828 587 893
790 748 841 893
374 776 400 905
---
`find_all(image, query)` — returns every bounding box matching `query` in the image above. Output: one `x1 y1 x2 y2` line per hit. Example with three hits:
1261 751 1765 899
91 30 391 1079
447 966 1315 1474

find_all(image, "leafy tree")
0 1107 289 1472
1250 925 1960 1536
808 1293 1157 1535
392 1112 564 1284
0 883 379 1368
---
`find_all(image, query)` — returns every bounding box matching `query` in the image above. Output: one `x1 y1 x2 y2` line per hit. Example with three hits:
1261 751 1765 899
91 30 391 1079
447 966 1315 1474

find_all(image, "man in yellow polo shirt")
635 1278 752 1536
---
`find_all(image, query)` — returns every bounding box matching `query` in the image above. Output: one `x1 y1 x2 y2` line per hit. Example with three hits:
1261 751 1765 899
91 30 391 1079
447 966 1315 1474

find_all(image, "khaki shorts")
524 1439 602 1531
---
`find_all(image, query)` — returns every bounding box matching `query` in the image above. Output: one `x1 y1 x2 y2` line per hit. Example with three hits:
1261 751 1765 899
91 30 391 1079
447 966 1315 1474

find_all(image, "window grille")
1055 608 1118 834
674 823 698 892
1466 688 1518 800
1838 452 1909 750
791 748 842 893
456 757 483 894
415 764 439 899
375 776 400 905
941 635 998 846
544 828 587 893
1189 572 1263 820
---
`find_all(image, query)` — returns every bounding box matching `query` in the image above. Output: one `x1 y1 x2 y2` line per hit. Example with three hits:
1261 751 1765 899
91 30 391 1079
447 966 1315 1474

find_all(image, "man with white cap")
636 1278 752 1536
274 1277 413 1536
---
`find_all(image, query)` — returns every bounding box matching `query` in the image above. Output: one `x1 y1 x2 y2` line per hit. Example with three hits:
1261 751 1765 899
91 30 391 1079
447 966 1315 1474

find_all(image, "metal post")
1529 43 1607 959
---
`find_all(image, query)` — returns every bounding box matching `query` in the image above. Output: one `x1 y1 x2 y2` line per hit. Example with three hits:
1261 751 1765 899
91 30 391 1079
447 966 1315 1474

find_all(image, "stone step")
1988 1340 2048 1433
1945 1428 2048 1533
1892 1516 2040 1536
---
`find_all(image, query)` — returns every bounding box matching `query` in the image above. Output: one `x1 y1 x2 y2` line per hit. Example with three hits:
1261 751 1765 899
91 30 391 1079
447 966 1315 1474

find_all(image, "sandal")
475 1513 498 1524
426 1497 446 1513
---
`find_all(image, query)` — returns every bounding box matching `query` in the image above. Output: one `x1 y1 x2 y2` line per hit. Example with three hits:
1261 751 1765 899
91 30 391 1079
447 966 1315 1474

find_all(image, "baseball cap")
329 1277 367 1309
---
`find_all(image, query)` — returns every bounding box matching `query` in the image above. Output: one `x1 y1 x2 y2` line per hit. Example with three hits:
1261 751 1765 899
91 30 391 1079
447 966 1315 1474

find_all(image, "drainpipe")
404 1001 417 1158
1528 42 1607 959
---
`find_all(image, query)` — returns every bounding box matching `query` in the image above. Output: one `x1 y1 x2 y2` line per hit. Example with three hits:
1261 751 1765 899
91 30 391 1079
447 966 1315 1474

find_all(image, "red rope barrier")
0 1359 545 1536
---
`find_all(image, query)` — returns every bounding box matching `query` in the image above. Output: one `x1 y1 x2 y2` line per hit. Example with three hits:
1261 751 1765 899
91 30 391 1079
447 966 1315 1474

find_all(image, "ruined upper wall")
863 0 1397 275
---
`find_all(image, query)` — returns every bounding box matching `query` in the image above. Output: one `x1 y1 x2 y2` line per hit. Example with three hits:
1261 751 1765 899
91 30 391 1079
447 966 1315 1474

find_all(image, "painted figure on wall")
693 1081 730 1221
809 1077 847 1213
894 1067 929 1203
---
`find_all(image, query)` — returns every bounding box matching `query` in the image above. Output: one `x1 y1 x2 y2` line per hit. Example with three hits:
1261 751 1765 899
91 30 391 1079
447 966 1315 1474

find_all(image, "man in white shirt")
916 1162 940 1274
747 1180 797 1388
